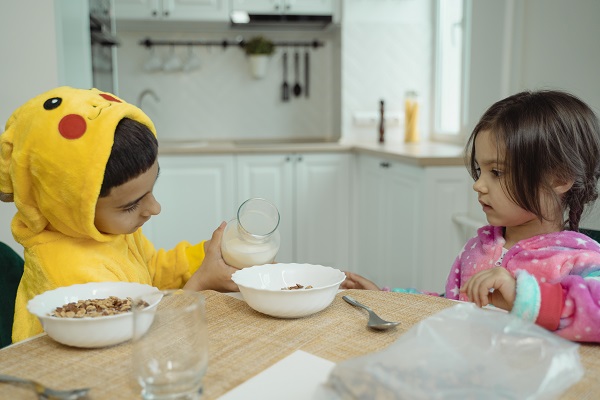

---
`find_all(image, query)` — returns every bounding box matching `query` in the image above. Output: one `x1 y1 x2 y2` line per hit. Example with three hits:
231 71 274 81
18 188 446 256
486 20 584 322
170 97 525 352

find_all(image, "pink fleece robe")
445 225 600 342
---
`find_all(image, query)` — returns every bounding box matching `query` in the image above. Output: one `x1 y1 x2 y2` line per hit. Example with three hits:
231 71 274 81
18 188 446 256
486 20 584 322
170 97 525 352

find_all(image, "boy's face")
94 161 161 235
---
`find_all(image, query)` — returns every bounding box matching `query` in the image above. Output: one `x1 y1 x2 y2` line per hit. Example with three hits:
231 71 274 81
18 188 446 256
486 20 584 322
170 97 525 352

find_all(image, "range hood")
230 10 332 30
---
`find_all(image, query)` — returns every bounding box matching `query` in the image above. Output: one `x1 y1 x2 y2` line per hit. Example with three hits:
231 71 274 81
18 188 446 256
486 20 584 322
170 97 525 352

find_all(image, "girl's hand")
460 267 516 311
341 271 380 291
184 222 240 292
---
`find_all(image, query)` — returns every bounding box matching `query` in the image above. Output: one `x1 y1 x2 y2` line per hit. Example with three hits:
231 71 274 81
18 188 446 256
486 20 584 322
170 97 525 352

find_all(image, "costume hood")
0 86 156 244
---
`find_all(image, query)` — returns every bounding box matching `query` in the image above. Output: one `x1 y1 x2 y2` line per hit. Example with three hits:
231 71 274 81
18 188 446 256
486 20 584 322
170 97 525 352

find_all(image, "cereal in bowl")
50 296 149 318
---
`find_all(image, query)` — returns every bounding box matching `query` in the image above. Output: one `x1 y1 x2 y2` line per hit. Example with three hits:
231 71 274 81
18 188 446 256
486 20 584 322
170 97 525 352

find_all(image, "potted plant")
243 36 275 79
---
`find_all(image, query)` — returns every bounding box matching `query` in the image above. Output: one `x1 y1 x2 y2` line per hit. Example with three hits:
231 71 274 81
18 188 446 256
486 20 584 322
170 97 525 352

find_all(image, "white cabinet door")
295 153 351 269
115 0 228 21
357 155 422 289
236 152 350 268
231 0 278 14
420 166 470 292
143 155 236 250
168 0 229 20
235 153 294 263
231 0 333 15
284 0 333 14
356 154 470 292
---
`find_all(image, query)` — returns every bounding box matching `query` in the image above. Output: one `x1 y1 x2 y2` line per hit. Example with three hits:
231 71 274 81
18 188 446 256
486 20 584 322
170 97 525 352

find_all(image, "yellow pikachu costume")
0 87 205 342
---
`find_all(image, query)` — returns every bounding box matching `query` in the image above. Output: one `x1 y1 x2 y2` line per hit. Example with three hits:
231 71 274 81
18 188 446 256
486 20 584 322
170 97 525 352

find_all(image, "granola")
281 284 314 290
50 296 149 318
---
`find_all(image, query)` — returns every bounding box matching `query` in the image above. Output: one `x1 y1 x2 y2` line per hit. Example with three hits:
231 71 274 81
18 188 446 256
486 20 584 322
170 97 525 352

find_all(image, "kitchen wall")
0 0 63 255
115 29 341 142
341 0 432 143
114 0 433 144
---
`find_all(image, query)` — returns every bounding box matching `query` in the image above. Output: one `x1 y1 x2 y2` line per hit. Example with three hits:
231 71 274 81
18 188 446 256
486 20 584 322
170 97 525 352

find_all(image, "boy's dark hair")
99 118 158 197
466 90 600 231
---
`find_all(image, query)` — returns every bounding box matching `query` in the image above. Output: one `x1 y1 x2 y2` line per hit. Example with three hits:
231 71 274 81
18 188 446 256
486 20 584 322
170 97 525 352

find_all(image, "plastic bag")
315 303 583 400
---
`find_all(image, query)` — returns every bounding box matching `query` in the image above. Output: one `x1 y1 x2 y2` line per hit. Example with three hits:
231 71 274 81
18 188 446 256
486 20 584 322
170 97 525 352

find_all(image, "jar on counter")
221 198 281 269
404 91 420 143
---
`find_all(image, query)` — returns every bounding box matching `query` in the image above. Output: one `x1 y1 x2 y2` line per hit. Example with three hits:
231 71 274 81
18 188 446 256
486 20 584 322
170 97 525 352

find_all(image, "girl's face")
94 161 161 235
472 130 539 228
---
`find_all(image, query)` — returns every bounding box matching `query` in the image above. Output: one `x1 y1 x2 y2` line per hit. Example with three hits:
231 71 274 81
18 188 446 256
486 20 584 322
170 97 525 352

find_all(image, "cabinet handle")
285 156 291 162
163 10 169 17
297 155 303 162
274 4 280 11
152 10 158 16
380 161 390 168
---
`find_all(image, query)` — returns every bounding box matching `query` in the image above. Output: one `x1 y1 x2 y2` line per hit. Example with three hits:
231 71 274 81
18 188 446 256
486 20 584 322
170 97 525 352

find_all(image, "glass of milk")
221 198 281 268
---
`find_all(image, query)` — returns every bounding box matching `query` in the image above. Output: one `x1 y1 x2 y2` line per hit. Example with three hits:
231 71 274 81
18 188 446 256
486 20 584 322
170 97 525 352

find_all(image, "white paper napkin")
217 350 335 400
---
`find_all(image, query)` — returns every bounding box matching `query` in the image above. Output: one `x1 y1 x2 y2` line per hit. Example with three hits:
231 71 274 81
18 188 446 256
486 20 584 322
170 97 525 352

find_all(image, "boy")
0 87 238 343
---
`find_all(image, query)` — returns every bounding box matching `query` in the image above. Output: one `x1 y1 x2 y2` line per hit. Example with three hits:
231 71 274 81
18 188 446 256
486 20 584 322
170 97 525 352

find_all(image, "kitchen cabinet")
143 154 236 250
236 152 351 270
231 0 334 15
115 0 229 21
355 153 470 293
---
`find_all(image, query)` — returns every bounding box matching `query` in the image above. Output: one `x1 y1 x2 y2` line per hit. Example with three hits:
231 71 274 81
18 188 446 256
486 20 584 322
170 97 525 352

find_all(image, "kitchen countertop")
158 139 466 167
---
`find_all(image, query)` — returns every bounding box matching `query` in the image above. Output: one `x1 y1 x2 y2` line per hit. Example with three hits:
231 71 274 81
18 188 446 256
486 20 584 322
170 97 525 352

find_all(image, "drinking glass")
163 45 182 72
143 47 163 72
132 290 208 400
183 45 201 72
221 198 281 268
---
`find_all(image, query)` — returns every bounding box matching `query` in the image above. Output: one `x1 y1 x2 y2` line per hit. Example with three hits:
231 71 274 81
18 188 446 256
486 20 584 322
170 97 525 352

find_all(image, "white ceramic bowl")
27 282 161 348
231 263 346 318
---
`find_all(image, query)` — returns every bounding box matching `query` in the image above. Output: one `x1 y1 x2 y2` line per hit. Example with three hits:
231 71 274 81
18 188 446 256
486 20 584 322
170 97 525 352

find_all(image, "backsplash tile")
116 30 338 142
114 1 432 143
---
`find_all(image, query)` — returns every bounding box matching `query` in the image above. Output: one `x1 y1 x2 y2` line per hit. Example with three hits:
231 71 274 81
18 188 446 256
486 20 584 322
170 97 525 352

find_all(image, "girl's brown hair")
465 90 600 231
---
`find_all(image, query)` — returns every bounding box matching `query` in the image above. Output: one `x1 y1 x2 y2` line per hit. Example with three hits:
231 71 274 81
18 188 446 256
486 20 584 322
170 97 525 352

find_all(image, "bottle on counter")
221 198 281 269
404 91 419 143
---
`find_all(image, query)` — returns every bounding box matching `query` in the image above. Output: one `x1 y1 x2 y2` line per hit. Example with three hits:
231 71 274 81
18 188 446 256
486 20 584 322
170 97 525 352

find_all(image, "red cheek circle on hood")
58 114 87 139
99 93 121 102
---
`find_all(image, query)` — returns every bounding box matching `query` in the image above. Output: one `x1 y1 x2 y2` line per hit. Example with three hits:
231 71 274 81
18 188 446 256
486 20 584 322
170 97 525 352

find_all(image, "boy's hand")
341 271 380 291
184 222 240 292
460 267 516 311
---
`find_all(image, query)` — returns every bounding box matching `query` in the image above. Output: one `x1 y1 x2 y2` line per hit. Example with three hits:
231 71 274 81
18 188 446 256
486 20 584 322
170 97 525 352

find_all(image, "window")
433 0 467 142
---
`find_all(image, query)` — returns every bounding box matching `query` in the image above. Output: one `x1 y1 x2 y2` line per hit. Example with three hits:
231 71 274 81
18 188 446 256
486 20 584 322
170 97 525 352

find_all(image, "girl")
343 90 600 342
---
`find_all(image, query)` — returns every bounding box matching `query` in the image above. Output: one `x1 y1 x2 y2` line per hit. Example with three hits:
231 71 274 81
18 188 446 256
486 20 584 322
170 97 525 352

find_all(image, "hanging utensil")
282 50 290 102
293 50 302 97
304 48 310 98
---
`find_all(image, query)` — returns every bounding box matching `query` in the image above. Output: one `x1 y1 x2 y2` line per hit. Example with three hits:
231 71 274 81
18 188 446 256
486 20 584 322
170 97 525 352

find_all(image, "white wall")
0 0 93 255
340 0 432 143
115 30 341 142
0 1 62 255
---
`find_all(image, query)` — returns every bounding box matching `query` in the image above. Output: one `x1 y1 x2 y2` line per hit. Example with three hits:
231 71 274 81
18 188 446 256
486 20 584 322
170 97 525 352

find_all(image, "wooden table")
1 290 599 399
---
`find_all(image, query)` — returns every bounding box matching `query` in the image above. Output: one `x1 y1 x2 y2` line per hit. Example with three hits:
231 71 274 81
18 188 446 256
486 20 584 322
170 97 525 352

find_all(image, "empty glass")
143 47 163 72
163 45 182 72
221 198 281 269
183 45 201 72
132 290 208 400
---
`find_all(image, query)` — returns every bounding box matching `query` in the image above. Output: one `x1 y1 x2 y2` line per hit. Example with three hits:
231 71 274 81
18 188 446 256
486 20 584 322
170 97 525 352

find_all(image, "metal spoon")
292 50 302 97
343 295 400 330
0 374 90 399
